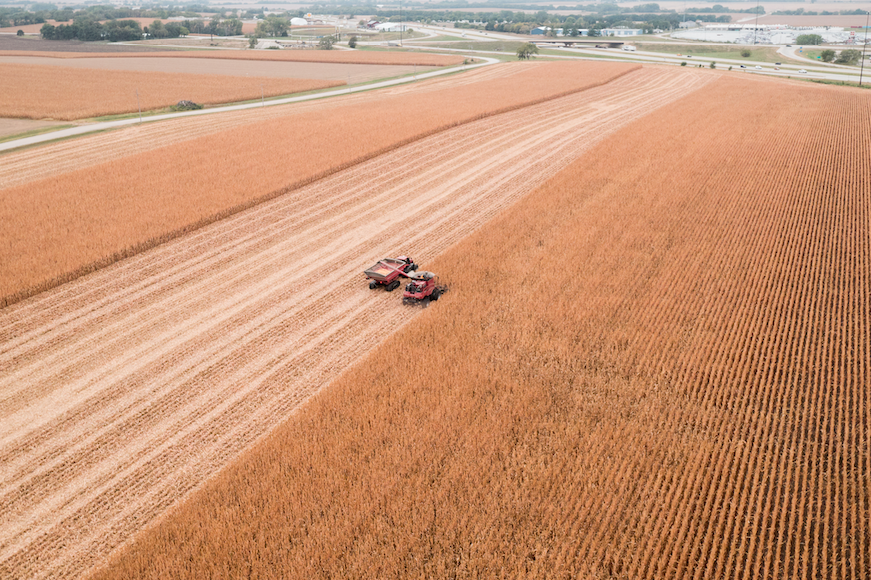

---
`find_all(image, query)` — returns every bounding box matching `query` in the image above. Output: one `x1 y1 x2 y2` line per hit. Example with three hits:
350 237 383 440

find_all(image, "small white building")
375 22 408 32
290 17 308 26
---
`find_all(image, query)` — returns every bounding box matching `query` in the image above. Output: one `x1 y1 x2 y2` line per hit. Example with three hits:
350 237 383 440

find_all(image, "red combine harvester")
402 271 442 305
364 256 417 291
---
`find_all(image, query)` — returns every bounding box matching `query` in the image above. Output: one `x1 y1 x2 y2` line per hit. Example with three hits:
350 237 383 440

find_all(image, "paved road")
0 55 498 153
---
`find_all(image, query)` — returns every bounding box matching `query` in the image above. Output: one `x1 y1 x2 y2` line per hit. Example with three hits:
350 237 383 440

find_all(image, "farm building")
531 27 563 35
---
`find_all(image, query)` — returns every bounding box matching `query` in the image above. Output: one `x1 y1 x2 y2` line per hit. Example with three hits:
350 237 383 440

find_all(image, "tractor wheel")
387 280 400 292
430 288 440 301
369 280 377 290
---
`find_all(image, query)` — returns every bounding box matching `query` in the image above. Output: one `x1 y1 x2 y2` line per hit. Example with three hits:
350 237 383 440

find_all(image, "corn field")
0 63 344 120
87 75 871 579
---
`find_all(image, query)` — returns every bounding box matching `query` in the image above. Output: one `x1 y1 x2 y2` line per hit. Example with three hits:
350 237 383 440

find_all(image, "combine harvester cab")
402 271 442 305
364 256 417 291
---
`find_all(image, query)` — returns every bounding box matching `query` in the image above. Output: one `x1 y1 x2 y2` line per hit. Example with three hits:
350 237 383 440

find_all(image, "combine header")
401 271 443 305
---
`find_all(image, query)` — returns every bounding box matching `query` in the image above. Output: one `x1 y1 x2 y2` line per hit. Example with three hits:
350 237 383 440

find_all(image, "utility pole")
136 89 141 123
861 9 870 86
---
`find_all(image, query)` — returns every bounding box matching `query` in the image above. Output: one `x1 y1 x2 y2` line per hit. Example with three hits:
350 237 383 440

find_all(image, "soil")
0 67 715 580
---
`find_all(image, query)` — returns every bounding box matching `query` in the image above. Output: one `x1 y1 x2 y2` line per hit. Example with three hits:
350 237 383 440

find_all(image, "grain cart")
364 256 417 291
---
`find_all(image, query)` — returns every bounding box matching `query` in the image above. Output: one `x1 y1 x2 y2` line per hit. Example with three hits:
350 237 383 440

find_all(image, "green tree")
149 19 165 38
248 34 257 48
740 48 751 57
820 49 835 62
516 42 539 59
319 35 335 50
16 29 23 36
796 33 823 45
835 49 861 65
709 61 716 69
40 22 56 39
348 34 357 48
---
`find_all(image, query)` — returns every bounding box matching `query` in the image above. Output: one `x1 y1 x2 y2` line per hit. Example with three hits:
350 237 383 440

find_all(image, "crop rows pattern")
0 61 639 306
88 75 870 579
0 66 712 580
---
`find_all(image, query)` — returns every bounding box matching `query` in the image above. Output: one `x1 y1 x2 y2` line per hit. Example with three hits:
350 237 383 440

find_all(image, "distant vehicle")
799 69 808 73
686 54 692 57
622 44 636 51
755 65 762 69
774 67 780 70
775 62 782 65
786 44 791 47
739 65 747 68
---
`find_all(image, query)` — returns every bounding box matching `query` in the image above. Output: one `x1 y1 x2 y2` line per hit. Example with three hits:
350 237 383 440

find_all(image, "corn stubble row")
89 75 870 579
0 61 638 306
0 63 344 120
0 49 465 67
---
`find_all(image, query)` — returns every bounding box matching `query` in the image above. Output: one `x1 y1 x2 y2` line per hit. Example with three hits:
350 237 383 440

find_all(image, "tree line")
0 4 210 29
39 17 243 42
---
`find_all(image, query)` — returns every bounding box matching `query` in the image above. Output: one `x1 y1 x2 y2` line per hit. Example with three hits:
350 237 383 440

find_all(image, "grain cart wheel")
410 263 418 271
369 280 378 289
387 280 400 292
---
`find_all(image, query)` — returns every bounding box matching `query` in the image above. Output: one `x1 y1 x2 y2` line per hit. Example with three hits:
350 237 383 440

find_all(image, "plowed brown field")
0 67 713 580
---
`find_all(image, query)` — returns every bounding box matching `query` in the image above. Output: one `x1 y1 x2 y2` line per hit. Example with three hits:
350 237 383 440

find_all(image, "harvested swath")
89 75 870 579
0 63 343 120
0 49 465 66
0 67 711 580
0 60 640 305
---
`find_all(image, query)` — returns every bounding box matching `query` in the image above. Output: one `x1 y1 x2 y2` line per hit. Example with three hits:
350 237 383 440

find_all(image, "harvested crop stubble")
0 49 465 66
0 63 343 120
91 75 870 579
0 60 639 306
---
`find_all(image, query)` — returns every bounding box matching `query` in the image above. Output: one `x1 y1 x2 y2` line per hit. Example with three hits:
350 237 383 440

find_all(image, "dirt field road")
0 67 714 580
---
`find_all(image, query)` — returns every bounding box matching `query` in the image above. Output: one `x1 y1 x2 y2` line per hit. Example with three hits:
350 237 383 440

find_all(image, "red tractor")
364 256 417 291
402 271 443 304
